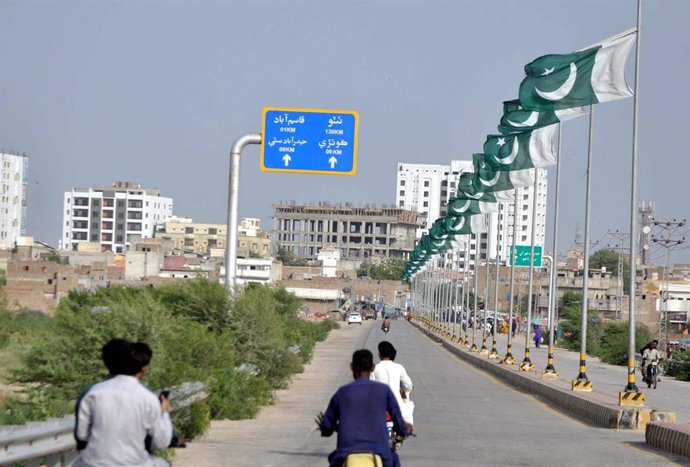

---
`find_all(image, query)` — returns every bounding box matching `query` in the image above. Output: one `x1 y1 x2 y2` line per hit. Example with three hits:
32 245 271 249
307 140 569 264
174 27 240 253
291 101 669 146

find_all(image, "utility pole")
606 230 630 322
651 219 686 356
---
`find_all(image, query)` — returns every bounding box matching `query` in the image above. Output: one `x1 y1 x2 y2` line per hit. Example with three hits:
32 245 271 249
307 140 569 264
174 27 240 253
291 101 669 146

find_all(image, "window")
423 191 429 197
424 181 430 187
423 201 428 207
400 180 405 187
185 227 194 234
209 228 217 235
399 190 404 196
399 201 404 207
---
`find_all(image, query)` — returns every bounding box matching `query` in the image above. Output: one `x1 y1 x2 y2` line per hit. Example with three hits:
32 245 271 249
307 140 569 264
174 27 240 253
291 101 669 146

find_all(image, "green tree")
356 258 406 280
44 250 62 263
599 322 651 366
275 246 307 266
589 248 630 290
558 293 604 356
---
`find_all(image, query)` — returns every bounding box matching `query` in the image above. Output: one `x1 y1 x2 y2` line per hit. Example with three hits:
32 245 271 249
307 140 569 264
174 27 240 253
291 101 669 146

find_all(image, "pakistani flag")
443 213 488 236
498 99 587 134
483 124 557 170
457 172 514 202
447 196 498 216
519 31 636 111
471 154 534 194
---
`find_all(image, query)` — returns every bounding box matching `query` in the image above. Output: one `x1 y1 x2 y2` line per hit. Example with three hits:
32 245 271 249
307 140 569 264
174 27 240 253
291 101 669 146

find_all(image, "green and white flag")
519 31 636 111
471 154 534 194
498 99 587 135
443 213 488 235
483 124 557 170
457 172 514 202
447 196 498 216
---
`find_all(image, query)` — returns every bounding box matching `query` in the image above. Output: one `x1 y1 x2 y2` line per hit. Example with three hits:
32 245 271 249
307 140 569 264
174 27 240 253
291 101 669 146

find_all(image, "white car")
347 312 363 325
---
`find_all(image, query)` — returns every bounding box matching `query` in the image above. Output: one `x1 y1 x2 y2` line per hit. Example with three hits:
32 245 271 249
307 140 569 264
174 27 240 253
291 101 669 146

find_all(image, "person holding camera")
74 339 173 467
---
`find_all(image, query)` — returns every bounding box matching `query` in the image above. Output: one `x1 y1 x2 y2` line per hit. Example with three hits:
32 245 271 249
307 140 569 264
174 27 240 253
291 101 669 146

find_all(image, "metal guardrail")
0 381 207 467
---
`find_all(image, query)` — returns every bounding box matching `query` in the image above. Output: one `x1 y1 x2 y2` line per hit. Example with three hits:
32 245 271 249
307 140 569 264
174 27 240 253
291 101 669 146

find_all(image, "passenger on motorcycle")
316 349 410 467
372 341 414 425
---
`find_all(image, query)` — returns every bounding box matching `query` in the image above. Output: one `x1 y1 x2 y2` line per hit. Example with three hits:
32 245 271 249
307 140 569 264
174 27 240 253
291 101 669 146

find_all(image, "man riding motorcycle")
641 340 662 384
316 349 411 467
372 341 414 425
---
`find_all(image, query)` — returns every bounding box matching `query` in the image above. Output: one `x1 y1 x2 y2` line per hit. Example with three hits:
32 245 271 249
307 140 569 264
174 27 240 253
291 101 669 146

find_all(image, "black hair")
102 338 132 375
352 349 374 374
101 339 153 376
131 342 153 373
378 341 397 360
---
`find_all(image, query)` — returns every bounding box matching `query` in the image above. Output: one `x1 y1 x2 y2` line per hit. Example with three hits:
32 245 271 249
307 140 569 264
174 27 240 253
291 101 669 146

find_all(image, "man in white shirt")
75 339 173 467
372 341 414 424
641 340 663 384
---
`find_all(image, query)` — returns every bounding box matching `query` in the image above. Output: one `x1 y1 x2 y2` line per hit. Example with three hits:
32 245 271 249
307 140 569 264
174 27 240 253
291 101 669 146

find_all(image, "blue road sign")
261 107 359 175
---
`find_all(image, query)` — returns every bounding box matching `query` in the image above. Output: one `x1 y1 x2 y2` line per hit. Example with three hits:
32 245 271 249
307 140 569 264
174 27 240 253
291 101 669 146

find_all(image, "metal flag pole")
470 247 480 352
445 254 453 337
573 106 595 391
454 246 462 342
503 188 519 364
448 252 457 342
462 242 471 346
520 171 540 372
481 216 491 354
624 0 643 398
489 216 501 359
544 125 562 378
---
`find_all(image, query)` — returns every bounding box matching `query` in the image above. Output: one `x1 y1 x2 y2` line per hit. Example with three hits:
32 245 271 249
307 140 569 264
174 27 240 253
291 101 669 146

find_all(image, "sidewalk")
175 320 373 467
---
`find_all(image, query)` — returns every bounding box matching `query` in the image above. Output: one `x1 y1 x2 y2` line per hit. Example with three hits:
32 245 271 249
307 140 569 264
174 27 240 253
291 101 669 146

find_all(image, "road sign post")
508 245 543 268
261 107 359 175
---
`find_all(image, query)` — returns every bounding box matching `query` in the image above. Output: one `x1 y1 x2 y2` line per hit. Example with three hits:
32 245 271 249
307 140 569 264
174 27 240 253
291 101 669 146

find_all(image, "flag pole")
625 0 643 395
544 124 563 377
489 211 502 359
470 246 480 352
481 216 491 354
503 188 519 364
573 105 595 391
462 242 471 346
520 170 540 372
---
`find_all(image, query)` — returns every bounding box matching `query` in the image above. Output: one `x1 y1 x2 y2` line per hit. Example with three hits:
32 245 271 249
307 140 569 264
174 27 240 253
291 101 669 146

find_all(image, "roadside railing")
0 381 207 467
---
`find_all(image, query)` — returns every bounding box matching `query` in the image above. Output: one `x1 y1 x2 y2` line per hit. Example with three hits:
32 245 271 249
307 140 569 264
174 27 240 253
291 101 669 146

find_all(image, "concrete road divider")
646 423 690 458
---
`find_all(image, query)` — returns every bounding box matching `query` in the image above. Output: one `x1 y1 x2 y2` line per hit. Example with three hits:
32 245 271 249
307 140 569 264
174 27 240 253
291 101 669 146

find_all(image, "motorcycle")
646 359 660 389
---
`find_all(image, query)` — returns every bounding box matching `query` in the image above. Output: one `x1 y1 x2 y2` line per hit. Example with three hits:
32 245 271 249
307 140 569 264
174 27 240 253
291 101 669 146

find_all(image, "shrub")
598 322 651 366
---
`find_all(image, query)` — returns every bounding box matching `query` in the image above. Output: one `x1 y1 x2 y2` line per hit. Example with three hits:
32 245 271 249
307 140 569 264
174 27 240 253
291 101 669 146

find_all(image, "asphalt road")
177 320 686 466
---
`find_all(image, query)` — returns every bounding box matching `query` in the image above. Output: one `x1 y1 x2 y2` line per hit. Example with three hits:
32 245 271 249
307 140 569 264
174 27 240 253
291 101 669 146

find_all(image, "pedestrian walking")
533 325 542 349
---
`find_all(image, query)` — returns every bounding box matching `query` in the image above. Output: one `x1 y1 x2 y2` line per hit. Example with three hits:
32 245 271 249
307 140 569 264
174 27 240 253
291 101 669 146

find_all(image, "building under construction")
272 202 425 259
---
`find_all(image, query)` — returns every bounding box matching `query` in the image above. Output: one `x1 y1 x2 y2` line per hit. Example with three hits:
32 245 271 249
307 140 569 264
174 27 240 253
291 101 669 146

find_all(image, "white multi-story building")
0 152 28 248
395 161 548 268
62 181 173 253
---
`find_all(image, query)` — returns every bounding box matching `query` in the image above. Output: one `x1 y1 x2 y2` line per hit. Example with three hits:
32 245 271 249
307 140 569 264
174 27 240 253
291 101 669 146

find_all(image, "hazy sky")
1 0 689 265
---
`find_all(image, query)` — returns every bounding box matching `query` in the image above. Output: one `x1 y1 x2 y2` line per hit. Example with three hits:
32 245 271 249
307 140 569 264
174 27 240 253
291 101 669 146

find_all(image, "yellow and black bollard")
519 345 535 372
571 354 593 391
541 343 559 380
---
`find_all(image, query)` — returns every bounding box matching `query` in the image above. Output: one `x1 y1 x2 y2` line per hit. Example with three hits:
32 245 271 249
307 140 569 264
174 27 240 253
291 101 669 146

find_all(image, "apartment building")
0 152 28 248
62 181 173 253
273 202 424 259
155 216 270 258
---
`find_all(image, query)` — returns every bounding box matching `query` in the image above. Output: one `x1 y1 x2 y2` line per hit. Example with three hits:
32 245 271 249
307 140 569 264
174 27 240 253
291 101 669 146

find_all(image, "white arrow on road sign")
282 154 292 167
328 156 338 169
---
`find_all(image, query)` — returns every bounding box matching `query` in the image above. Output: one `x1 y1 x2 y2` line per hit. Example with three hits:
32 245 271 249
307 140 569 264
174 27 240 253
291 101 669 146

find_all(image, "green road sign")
508 245 543 267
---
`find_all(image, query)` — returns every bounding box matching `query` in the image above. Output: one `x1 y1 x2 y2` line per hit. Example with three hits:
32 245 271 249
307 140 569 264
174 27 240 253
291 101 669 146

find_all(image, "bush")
598 322 651 366
664 351 690 381
0 281 337 441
